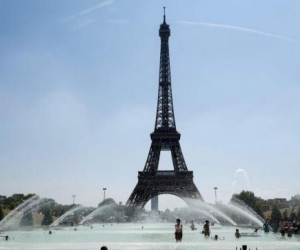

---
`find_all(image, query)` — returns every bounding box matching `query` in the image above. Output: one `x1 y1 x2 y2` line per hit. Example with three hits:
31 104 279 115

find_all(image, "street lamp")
214 187 218 204
72 194 76 205
103 188 107 201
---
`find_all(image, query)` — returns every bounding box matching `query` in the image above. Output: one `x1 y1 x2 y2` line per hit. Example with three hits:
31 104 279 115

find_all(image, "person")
279 219 286 236
100 246 108 250
203 220 210 237
190 220 196 230
235 229 241 238
175 218 183 242
296 217 300 234
263 219 270 233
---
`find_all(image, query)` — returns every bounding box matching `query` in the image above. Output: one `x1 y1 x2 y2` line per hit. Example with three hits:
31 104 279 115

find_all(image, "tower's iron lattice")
126 9 204 208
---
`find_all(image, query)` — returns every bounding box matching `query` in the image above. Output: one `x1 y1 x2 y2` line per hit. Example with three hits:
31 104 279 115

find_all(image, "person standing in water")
235 229 241 238
190 220 196 230
203 220 210 237
263 218 270 232
175 219 183 242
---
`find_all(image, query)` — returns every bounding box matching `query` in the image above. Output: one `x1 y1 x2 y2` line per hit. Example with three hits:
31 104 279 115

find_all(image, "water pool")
1 223 299 250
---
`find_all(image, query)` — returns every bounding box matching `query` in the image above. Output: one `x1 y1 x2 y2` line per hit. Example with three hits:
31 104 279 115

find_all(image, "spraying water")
186 198 238 226
190 206 221 224
227 198 265 227
79 204 112 225
50 205 84 227
0 195 43 231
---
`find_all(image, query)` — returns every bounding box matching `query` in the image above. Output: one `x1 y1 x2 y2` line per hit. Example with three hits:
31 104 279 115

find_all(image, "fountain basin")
1 223 299 250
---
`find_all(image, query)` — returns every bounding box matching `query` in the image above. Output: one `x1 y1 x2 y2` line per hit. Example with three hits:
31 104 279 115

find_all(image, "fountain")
50 205 85 227
186 198 239 226
190 206 221 224
184 197 265 228
79 203 114 225
1 221 300 250
226 202 264 227
0 195 299 250
0 195 45 231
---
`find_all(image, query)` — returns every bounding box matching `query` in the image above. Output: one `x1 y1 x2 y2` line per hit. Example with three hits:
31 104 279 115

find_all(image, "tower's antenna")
163 6 166 23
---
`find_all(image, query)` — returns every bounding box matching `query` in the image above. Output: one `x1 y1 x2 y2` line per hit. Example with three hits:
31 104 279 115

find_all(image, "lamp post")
72 194 76 205
214 187 218 204
103 188 107 201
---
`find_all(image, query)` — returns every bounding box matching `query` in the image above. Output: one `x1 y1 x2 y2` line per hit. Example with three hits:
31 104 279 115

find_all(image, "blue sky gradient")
1 0 300 210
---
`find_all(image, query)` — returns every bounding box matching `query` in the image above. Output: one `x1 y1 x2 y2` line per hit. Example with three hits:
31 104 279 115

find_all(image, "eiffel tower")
126 9 204 208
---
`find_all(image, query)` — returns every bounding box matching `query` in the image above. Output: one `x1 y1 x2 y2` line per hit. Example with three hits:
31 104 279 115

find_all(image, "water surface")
0 223 299 250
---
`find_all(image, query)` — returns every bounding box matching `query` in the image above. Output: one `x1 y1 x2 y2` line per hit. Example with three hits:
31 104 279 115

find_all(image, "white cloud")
77 19 97 29
178 21 300 45
106 19 129 24
63 0 114 23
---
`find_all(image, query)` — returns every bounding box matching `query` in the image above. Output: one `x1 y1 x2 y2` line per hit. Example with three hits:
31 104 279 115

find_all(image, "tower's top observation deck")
159 7 170 37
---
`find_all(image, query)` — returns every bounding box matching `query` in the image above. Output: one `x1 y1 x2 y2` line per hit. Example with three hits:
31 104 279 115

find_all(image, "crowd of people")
278 217 300 236
3 216 300 249
174 216 300 243
92 216 300 249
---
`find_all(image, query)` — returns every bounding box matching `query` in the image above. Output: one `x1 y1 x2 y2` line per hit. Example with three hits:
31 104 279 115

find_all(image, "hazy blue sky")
1 0 300 210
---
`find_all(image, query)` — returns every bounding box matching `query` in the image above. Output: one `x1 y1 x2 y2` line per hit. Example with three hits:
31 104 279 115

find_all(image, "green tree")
283 209 288 219
290 208 296 221
0 206 4 221
291 194 300 206
41 207 53 226
270 205 281 232
296 207 300 218
98 198 117 207
231 190 264 218
20 211 34 227
96 198 117 222
52 204 68 217
38 198 73 218
1 193 35 210
232 191 256 207
0 195 6 207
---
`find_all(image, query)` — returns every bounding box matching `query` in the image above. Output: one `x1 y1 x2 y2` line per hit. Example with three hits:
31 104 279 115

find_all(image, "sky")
1 0 300 211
